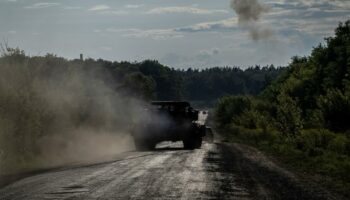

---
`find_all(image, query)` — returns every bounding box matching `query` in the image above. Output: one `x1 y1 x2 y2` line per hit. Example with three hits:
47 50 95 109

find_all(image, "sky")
0 0 349 69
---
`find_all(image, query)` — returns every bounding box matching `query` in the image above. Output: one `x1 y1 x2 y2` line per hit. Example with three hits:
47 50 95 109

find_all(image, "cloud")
25 2 60 9
176 18 238 32
88 5 110 11
106 28 183 40
297 0 350 9
102 17 239 40
103 17 240 40
146 6 228 15
266 0 350 10
88 5 128 15
64 6 82 10
125 4 144 9
276 17 342 36
102 10 129 15
263 0 350 37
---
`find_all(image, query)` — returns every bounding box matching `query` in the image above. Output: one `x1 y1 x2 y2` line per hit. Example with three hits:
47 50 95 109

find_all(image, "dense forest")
215 21 350 196
89 58 284 105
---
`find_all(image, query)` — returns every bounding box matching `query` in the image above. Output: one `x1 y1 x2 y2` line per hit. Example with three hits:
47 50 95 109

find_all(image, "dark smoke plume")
230 0 273 41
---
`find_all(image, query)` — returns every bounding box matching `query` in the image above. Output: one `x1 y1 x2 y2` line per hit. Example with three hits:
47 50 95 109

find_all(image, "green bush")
275 93 303 136
296 129 336 154
215 95 252 129
328 135 348 154
318 89 350 132
234 110 259 129
226 124 279 146
304 109 325 129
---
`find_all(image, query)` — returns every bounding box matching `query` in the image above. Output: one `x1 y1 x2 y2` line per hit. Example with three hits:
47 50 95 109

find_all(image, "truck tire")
134 138 156 151
183 135 202 150
183 138 195 150
194 137 202 149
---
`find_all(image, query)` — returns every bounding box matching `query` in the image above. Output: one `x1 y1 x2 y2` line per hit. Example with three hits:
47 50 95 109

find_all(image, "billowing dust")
37 129 134 167
0 52 151 174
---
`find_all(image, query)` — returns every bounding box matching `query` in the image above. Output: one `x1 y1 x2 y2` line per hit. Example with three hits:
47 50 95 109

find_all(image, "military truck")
132 101 206 150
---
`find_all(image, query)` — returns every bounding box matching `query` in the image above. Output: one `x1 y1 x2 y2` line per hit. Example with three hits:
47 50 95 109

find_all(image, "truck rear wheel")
183 139 195 150
194 137 202 149
183 136 202 150
134 138 156 151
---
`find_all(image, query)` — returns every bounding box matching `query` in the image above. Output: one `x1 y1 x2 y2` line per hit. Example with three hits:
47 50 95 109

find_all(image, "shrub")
296 129 337 155
215 95 252 129
227 124 279 146
318 89 350 132
234 110 259 129
328 135 348 154
275 93 303 136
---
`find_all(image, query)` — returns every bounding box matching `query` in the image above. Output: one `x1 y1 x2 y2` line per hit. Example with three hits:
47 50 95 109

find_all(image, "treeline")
181 66 282 104
215 21 350 196
93 59 285 105
0 50 285 104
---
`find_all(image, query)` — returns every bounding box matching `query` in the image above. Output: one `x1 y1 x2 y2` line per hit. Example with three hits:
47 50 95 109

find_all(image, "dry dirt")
0 141 343 200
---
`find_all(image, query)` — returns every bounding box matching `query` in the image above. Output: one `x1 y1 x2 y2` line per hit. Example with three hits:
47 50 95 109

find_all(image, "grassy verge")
219 125 350 198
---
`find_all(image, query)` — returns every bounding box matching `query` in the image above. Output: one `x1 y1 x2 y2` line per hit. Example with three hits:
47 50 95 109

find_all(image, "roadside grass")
220 126 350 198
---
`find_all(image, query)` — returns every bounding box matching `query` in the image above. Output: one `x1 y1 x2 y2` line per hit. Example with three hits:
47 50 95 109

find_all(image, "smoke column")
230 0 273 41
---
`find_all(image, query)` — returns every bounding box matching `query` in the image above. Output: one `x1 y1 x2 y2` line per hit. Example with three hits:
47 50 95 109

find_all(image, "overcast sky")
1 0 349 68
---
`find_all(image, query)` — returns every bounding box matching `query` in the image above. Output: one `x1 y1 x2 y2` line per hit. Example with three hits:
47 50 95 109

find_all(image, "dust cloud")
230 0 273 41
0 51 149 175
32 66 145 167
38 130 134 166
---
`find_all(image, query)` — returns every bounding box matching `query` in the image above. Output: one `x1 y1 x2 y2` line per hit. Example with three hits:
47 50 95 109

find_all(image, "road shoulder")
222 142 344 200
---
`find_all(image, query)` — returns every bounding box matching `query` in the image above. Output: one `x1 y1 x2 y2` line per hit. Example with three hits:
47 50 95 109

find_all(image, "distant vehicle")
204 127 214 143
132 101 206 150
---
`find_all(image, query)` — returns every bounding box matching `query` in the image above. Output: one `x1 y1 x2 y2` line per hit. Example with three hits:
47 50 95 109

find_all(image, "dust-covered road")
0 142 340 200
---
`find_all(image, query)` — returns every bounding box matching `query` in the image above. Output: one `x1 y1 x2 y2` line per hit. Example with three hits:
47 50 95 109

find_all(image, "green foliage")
182 66 284 104
0 46 26 63
215 20 350 197
235 110 260 129
296 129 336 155
261 21 350 133
110 60 284 103
123 72 156 100
275 93 303 136
318 89 350 132
328 135 349 155
215 95 252 129
139 60 182 100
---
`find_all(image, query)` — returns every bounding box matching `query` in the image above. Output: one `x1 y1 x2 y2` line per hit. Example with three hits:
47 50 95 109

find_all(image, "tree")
123 72 156 100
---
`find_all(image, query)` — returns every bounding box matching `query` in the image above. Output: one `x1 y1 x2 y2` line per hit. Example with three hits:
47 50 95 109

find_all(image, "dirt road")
0 142 340 200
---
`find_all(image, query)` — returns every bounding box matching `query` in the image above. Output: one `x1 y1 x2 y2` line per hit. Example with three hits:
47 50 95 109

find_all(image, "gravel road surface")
0 141 341 200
